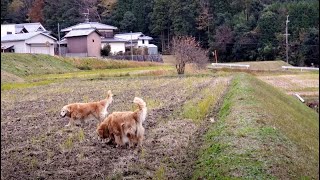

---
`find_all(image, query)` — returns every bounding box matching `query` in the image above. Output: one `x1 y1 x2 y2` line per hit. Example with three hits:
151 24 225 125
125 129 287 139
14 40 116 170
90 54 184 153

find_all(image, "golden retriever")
60 90 114 127
97 97 147 148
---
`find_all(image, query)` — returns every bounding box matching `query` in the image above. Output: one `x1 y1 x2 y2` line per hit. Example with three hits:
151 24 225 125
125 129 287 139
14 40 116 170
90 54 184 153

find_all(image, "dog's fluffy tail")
133 97 147 124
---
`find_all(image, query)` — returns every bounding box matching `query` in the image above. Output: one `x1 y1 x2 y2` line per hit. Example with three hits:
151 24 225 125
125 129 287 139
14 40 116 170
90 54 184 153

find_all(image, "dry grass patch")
257 72 319 97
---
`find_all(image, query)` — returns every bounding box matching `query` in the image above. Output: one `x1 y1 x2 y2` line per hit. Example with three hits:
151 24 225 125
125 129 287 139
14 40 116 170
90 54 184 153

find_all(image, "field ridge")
193 73 319 179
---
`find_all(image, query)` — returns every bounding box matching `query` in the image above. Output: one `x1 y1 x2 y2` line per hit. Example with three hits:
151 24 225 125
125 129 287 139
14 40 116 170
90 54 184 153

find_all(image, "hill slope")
1 54 78 78
1 53 166 83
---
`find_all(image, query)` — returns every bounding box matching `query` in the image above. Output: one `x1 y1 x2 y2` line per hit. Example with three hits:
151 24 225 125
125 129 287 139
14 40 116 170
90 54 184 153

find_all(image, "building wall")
25 34 55 44
66 36 87 54
29 45 53 55
105 42 126 54
1 41 26 53
100 30 114 38
148 46 158 55
1 25 16 37
25 34 56 56
86 32 101 57
137 39 149 47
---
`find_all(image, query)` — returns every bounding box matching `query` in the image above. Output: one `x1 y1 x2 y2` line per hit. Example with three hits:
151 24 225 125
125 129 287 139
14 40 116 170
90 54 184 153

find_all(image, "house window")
7 32 12 34
92 39 94 42
142 40 145 44
36 27 44 32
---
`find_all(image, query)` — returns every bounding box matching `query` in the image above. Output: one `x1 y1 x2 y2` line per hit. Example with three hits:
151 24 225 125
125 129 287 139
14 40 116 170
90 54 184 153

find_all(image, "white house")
1 23 48 37
1 32 57 56
114 32 158 55
101 37 128 54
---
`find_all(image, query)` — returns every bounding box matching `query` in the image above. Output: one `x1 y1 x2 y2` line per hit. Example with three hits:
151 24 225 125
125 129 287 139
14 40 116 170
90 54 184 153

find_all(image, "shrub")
101 44 111 57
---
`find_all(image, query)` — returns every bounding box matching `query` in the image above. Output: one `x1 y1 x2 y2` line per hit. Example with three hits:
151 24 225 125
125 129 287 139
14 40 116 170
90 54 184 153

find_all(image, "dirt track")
1 75 230 179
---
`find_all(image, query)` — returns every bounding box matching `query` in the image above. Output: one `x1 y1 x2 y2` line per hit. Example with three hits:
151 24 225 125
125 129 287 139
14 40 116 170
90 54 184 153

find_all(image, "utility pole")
131 31 133 61
285 15 290 64
83 9 89 23
214 50 218 63
58 23 61 56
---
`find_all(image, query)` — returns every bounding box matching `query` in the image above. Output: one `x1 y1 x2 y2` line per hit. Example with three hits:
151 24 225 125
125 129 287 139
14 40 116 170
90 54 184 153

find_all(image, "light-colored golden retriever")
97 97 147 148
60 90 114 127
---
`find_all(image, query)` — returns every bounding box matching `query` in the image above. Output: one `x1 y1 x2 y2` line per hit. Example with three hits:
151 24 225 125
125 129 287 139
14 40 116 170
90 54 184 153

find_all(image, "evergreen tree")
6 0 29 23
43 0 83 36
150 0 171 52
1 0 10 23
132 0 153 34
120 11 137 32
106 0 133 28
170 0 198 36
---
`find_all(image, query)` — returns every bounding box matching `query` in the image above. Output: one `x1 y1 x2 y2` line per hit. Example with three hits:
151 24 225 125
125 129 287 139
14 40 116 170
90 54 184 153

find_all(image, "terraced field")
1 54 318 179
1 75 231 179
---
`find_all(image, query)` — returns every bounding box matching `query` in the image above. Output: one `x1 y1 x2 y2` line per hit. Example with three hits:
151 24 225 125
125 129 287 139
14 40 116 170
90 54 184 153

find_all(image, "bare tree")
172 36 208 74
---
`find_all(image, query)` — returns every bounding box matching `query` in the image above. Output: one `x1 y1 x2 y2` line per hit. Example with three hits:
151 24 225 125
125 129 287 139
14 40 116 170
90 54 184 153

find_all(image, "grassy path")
193 73 319 179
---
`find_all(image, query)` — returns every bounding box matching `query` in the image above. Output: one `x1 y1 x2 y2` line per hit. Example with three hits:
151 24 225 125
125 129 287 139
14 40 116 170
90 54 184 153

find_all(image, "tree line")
1 0 319 66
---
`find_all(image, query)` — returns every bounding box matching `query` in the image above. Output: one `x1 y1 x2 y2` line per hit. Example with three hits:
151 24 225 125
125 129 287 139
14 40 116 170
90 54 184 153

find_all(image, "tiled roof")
114 32 143 40
61 22 117 32
1 22 47 33
114 32 153 41
138 36 153 40
15 23 46 32
1 32 56 42
64 28 99 38
101 37 128 43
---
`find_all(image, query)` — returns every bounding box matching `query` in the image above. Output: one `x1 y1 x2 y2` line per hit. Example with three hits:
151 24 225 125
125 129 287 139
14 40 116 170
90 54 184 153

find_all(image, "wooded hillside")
1 0 318 66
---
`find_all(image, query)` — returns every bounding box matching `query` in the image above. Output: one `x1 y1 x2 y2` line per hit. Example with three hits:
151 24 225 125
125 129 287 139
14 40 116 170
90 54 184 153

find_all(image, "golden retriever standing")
97 97 147 148
60 90 114 127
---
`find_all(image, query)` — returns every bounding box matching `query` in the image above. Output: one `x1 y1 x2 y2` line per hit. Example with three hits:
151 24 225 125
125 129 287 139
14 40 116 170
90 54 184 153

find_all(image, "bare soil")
1 75 230 179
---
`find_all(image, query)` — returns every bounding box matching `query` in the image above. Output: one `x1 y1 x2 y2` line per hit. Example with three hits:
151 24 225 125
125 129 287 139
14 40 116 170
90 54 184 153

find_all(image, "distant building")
1 22 56 55
114 32 158 55
101 37 128 54
1 23 49 37
63 28 101 57
1 32 57 55
60 22 118 57
59 22 158 57
61 22 117 38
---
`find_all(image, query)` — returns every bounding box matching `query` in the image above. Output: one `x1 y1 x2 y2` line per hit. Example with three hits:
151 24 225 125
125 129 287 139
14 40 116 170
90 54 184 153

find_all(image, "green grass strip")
192 73 319 179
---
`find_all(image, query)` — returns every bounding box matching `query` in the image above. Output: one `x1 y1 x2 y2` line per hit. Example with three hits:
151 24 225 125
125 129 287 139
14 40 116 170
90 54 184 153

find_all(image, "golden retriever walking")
60 90 114 127
97 97 147 148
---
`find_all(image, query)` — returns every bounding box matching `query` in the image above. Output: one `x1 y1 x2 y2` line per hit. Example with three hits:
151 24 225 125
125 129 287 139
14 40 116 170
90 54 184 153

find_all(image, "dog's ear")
107 90 113 98
96 123 103 137
98 129 103 137
66 107 71 117
98 123 109 138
